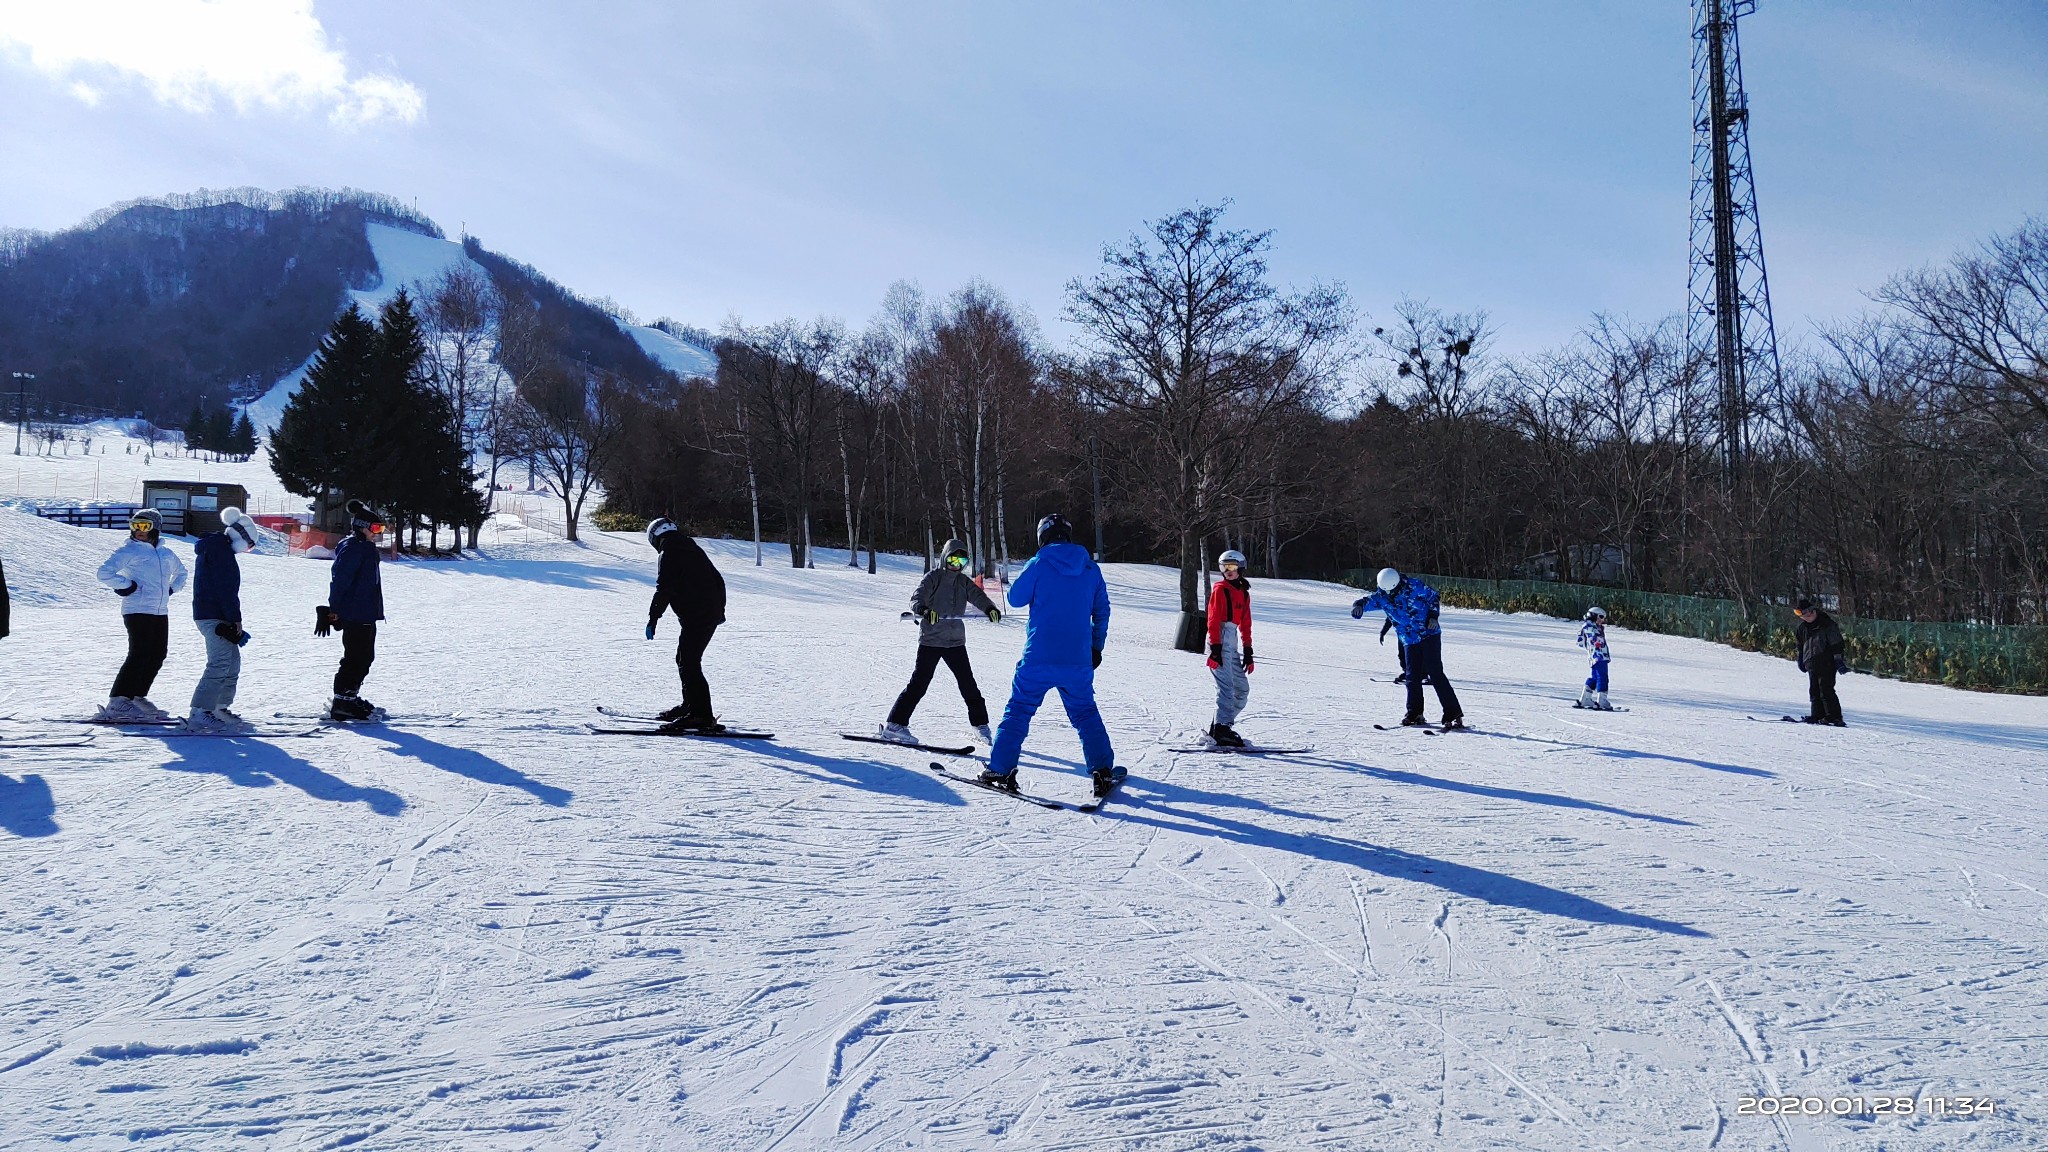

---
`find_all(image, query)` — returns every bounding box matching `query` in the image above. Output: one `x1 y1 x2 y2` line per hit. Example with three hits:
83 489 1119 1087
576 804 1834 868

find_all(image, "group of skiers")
77 498 1853 753
90 499 387 730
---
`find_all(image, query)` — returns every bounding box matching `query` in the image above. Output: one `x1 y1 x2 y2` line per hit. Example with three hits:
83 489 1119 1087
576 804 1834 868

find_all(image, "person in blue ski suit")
1576 607 1613 710
1351 567 1464 727
983 514 1116 794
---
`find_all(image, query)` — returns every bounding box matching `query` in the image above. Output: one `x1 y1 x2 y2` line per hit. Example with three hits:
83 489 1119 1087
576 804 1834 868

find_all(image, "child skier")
645 518 727 732
1351 567 1464 728
1575 606 1613 710
315 500 386 720
1204 549 1254 747
186 507 260 731
981 514 1118 797
94 507 187 721
880 538 1000 746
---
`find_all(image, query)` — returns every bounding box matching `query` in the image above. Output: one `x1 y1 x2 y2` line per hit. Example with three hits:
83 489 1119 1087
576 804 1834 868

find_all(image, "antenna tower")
1688 0 1781 482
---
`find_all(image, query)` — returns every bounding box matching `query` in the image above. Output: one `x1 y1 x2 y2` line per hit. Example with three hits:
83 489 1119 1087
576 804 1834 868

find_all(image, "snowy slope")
622 322 718 380
242 224 488 434
1 422 301 511
1 541 2043 1148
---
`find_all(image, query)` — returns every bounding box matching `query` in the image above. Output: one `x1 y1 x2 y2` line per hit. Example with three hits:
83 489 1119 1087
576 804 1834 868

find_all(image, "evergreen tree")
205 407 234 457
184 400 209 454
269 303 379 526
228 412 258 458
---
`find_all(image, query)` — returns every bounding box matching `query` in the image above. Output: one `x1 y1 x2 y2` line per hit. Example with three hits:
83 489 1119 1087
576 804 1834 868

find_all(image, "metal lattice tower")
1688 0 1781 482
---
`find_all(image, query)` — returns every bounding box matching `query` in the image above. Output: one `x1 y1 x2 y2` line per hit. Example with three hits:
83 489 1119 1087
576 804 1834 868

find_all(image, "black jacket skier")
645 519 726 727
1793 599 1847 726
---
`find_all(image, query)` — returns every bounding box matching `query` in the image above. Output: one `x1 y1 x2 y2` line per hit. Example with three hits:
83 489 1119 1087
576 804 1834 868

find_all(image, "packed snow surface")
622 323 717 380
1 528 2043 1149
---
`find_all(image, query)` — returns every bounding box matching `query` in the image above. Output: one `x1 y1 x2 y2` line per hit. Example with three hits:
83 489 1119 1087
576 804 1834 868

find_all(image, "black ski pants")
334 623 377 697
1402 633 1463 722
111 614 170 700
1807 663 1843 725
888 644 989 727
675 621 717 721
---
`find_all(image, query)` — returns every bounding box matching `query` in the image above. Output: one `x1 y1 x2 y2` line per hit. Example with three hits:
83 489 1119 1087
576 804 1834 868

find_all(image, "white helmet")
646 517 678 550
1376 567 1401 592
1585 606 1607 622
1218 549 1246 567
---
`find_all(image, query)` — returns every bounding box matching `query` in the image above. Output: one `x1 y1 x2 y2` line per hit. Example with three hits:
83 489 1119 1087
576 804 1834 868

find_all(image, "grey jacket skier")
880 538 1000 745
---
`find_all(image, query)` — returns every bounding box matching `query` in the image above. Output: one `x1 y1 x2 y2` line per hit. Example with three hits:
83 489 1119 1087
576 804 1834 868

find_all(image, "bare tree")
502 364 628 542
1063 204 1351 647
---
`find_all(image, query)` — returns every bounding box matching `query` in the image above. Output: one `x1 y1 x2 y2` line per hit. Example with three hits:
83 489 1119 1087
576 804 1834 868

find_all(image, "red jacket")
1206 575 1252 648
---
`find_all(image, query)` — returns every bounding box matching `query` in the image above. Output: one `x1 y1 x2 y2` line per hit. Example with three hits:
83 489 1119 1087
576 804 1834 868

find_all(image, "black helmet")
345 499 386 529
647 517 678 550
1036 514 1072 546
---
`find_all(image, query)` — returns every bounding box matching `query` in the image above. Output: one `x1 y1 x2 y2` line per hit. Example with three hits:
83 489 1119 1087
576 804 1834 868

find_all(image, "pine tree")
205 408 234 458
228 412 258 459
270 303 379 526
184 400 209 454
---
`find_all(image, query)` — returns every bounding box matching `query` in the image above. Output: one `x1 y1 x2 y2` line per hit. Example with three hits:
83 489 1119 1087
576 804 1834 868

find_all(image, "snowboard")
840 732 975 756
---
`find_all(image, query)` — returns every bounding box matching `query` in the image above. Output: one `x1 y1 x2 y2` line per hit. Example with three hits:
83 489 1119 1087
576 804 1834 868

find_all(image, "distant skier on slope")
1793 597 1848 726
645 518 727 733
1576 606 1613 710
1204 549 1255 747
185 508 260 732
878 537 999 747
981 514 1117 797
94 507 187 721
1351 567 1464 729
315 500 386 721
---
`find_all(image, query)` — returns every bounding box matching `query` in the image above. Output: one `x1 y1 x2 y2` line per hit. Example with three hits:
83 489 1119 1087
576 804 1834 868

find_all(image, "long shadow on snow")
1449 727 1771 778
1302 756 1693 826
155 737 406 816
357 728 572 807
0 773 58 837
740 742 967 806
399 558 652 593
1110 790 1710 938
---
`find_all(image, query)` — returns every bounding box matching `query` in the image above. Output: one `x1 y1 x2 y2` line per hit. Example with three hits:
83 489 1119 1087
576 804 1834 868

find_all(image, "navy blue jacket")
1352 578 1442 646
190 532 242 622
1006 542 1110 668
329 533 385 624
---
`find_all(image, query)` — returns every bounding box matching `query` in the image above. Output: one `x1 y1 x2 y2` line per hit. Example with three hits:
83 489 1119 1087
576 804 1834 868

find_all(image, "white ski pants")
1212 630 1249 727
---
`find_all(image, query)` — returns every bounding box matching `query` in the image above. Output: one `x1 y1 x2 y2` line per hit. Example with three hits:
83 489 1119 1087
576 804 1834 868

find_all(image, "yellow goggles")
130 518 156 533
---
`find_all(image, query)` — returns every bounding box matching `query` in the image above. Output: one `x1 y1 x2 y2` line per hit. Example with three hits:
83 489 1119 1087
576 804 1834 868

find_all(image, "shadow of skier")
740 741 967 807
156 736 407 816
0 772 58 837
360 728 572 808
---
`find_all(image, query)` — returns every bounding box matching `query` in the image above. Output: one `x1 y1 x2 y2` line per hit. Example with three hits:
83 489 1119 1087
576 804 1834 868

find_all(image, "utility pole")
1687 0 1781 486
11 372 34 456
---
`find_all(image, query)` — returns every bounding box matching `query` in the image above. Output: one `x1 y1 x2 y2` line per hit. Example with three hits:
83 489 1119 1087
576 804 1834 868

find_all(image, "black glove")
1091 648 1103 669
314 605 334 638
1243 645 1254 674
1834 654 1849 675
1207 642 1223 669
214 622 246 644
1350 598 1367 620
116 581 137 597
986 607 1001 623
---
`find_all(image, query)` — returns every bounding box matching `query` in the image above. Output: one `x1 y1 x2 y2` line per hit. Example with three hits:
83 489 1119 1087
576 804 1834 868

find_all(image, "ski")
1570 702 1631 712
1077 767 1130 813
0 737 97 749
118 727 322 739
273 711 469 728
1373 723 1433 733
49 716 181 727
1167 745 1314 755
926 762 1066 810
586 724 774 740
840 733 975 756
1747 715 1818 725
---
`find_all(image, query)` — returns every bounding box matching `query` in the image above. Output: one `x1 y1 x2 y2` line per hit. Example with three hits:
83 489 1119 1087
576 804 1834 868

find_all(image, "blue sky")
2 0 2043 354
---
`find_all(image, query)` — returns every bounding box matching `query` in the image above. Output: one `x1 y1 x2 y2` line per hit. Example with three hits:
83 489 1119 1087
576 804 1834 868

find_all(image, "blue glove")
238 627 251 648
1350 598 1366 620
1834 654 1849 675
645 619 657 640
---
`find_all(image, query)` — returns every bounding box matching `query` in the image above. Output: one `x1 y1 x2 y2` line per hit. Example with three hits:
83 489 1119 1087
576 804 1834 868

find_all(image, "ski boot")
1392 673 1408 685
976 769 1019 794
657 703 692 723
132 698 172 721
973 724 994 745
1594 692 1613 712
1208 723 1246 748
1798 715 1822 724
1577 687 1599 709
1438 715 1467 731
1399 714 1430 727
1089 767 1117 798
92 697 142 723
877 722 918 745
329 694 377 721
659 713 725 735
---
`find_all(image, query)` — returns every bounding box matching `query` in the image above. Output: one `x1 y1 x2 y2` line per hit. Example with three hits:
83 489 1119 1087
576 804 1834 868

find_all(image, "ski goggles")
944 553 970 569
129 517 157 534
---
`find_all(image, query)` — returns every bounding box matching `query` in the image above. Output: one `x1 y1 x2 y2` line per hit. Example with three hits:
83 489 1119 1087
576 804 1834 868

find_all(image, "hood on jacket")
1034 541 1093 575
939 538 970 563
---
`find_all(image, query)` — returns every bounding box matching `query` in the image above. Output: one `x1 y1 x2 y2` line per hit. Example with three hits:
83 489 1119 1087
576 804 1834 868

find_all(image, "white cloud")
0 0 422 125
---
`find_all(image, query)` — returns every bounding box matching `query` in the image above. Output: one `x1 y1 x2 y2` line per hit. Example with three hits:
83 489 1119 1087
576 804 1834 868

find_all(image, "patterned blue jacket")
1351 579 1441 646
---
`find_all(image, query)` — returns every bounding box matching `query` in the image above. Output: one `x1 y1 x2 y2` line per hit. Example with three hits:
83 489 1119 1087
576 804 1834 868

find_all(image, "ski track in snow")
1 520 2043 1148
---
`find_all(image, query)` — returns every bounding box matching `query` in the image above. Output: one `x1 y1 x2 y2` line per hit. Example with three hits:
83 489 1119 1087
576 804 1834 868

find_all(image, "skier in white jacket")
94 508 188 721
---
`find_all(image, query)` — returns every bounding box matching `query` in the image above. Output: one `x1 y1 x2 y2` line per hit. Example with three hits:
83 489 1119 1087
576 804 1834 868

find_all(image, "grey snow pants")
190 619 242 713
1212 631 1249 727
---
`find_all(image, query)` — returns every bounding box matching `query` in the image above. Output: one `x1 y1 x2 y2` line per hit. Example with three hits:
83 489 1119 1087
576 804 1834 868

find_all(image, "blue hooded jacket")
1352 578 1441 646
1006 542 1110 668
329 533 385 624
190 532 242 622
